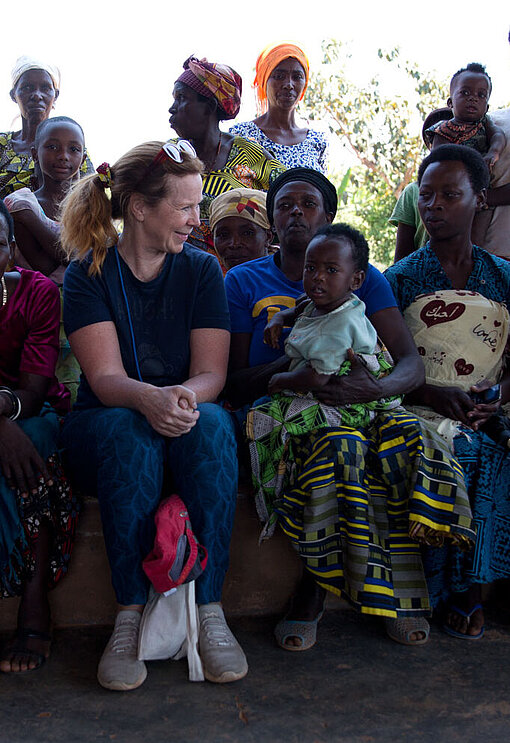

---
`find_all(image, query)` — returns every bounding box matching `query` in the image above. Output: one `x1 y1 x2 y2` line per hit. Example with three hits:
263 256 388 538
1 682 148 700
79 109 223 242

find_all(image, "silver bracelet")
0 387 22 421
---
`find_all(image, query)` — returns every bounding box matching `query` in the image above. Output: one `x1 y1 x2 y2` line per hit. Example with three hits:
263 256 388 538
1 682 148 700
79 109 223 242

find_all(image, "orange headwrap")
253 42 309 115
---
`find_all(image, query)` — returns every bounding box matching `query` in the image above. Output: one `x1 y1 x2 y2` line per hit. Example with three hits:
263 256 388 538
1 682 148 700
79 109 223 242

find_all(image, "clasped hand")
141 385 199 437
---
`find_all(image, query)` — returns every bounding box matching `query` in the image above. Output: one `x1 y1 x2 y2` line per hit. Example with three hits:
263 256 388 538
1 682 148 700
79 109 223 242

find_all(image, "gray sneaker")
198 603 248 683
97 610 147 691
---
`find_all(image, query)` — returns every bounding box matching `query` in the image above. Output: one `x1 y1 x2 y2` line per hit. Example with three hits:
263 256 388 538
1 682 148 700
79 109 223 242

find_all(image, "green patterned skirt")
246 353 402 535
247 400 475 618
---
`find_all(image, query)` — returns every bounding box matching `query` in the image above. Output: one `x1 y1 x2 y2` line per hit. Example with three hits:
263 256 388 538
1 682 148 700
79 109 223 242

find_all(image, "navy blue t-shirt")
64 245 230 409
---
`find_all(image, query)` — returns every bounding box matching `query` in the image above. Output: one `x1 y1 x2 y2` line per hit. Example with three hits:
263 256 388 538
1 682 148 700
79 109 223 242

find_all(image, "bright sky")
1 0 509 169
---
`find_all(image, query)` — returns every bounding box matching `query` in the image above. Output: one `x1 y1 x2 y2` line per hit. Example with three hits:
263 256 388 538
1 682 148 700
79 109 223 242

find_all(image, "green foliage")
305 40 448 266
342 180 399 267
337 167 351 202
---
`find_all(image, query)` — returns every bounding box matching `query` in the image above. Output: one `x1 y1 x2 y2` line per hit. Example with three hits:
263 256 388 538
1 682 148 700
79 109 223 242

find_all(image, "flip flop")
274 610 324 652
442 603 485 640
0 628 51 672
384 616 430 646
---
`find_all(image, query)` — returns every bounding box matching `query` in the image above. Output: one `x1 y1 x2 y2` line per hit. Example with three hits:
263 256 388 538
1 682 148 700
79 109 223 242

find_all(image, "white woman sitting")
230 42 328 173
59 140 247 690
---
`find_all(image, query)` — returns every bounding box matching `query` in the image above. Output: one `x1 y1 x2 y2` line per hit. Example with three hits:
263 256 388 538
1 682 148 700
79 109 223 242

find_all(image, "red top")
0 267 70 414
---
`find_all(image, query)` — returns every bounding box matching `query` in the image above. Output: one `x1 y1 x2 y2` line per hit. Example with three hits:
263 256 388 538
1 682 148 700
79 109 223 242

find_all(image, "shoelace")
201 612 235 647
110 617 139 655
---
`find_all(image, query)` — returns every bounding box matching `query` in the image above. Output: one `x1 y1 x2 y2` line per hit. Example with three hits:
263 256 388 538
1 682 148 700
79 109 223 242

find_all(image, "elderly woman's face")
214 216 271 269
418 161 483 242
169 83 211 139
266 58 306 111
138 173 202 255
10 69 58 124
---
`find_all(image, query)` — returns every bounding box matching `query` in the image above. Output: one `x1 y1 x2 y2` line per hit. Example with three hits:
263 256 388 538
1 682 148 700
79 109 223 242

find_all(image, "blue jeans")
60 403 238 605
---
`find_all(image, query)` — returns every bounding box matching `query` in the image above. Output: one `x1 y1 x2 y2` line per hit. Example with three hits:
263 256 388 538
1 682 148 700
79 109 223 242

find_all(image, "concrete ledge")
0 491 347 630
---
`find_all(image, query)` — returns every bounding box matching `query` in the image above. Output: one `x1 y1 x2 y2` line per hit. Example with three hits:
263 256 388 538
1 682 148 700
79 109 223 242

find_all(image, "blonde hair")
60 140 203 275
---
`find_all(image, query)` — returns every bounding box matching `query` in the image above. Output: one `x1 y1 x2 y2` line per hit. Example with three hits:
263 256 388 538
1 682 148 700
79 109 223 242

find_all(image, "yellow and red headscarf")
209 188 270 233
254 42 309 115
177 56 242 120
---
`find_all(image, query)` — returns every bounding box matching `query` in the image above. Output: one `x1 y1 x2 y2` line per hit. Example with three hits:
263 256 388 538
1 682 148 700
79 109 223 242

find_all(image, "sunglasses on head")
151 139 197 168
136 139 198 189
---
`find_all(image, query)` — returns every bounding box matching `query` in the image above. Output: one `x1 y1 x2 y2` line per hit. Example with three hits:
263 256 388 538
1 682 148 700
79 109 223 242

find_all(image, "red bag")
142 494 208 594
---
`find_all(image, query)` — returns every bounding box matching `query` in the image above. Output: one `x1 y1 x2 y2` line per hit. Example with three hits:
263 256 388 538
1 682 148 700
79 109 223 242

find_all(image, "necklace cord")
114 247 143 383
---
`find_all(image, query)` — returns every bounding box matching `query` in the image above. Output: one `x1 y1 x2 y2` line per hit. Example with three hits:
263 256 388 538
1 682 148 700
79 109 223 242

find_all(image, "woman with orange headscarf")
230 43 328 174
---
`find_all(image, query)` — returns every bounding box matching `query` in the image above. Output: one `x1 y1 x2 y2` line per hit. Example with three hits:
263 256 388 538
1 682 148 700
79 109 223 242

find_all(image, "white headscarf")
11 55 61 92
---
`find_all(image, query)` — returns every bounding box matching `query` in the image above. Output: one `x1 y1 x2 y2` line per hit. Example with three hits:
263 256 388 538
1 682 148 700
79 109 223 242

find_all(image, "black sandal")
1 627 51 672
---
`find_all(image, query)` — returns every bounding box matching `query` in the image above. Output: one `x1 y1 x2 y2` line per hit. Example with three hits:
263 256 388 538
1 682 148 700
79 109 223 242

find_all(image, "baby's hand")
484 151 499 171
264 313 284 348
268 373 286 395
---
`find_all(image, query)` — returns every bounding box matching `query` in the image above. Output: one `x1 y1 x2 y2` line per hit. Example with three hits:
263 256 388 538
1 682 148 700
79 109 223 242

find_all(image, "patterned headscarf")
176 56 242 120
254 42 309 115
11 55 61 92
209 188 270 232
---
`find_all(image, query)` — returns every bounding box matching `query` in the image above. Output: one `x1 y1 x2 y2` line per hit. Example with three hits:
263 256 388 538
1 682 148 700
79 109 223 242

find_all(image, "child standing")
4 116 87 402
246 223 401 535
4 116 86 283
424 63 506 246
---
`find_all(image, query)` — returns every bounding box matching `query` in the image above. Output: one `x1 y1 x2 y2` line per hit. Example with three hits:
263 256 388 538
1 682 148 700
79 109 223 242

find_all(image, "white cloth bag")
137 582 204 682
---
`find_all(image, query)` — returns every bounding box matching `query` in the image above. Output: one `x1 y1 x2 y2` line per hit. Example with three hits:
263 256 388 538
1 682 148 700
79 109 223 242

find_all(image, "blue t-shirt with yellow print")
224 252 397 367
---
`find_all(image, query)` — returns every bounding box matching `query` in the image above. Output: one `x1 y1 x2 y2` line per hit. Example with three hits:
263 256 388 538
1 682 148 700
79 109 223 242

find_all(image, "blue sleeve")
224 268 254 334
191 254 231 331
354 264 397 317
63 259 112 337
